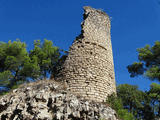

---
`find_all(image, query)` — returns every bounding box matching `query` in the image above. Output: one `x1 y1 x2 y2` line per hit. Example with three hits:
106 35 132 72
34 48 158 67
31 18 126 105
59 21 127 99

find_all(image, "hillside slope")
0 80 118 120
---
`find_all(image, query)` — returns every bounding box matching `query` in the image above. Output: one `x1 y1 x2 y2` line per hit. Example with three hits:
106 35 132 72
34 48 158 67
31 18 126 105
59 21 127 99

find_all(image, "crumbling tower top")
77 6 111 49
58 6 116 102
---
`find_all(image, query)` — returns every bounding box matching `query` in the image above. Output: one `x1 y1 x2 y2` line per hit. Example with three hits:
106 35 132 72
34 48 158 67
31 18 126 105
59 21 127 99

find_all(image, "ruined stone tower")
59 6 116 102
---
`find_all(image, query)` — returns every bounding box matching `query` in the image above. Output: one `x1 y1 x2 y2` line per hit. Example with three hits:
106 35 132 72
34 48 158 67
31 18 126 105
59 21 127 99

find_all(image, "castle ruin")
59 6 116 102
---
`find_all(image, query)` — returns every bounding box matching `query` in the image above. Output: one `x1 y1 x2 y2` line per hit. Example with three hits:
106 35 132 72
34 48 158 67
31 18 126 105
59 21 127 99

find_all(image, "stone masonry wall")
59 6 116 102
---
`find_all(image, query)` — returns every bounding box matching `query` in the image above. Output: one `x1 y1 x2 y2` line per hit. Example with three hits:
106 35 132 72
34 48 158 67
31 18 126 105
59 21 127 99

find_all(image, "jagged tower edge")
57 6 116 102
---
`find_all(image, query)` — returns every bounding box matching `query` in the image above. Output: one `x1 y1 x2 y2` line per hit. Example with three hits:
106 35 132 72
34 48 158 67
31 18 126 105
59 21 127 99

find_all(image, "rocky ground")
0 80 118 120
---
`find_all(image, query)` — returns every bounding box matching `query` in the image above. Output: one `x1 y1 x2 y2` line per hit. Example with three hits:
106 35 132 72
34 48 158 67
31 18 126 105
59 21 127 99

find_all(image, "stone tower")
59 6 116 102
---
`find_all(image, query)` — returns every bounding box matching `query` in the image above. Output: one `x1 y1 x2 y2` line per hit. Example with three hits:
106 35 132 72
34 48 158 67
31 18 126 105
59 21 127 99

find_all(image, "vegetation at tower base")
0 39 61 91
106 93 134 120
107 84 160 120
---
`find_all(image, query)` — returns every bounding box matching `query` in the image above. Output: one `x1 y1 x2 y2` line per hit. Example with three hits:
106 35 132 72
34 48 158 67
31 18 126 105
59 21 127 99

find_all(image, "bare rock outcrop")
0 80 118 120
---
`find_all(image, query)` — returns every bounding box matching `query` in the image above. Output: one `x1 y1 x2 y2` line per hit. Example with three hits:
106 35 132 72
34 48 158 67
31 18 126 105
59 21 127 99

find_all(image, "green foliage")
106 94 123 110
0 91 9 96
0 39 61 90
117 84 155 120
106 94 134 120
0 40 29 88
0 71 12 86
51 54 67 78
108 84 156 120
117 109 134 120
127 41 160 82
20 56 40 79
117 84 146 113
148 83 160 117
127 62 144 77
29 39 60 79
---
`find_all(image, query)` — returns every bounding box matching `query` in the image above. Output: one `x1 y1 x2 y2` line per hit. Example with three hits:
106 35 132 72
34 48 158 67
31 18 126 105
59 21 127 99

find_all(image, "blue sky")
0 0 160 90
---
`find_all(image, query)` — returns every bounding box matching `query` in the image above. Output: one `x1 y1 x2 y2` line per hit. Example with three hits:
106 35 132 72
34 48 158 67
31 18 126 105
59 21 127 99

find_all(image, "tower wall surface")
59 6 116 102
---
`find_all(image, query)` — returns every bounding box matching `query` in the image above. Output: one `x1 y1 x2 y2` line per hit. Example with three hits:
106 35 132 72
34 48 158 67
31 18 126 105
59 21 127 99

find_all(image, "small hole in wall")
85 42 90 44
107 83 111 86
90 52 93 55
78 46 80 48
